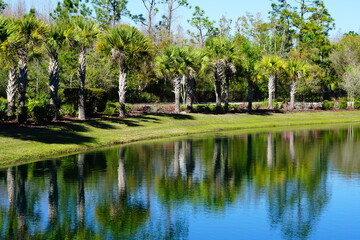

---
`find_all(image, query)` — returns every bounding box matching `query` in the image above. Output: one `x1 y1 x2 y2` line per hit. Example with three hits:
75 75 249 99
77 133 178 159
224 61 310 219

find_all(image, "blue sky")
15 0 360 37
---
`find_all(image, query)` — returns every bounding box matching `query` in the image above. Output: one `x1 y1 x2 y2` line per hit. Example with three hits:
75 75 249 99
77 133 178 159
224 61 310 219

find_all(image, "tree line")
0 0 359 123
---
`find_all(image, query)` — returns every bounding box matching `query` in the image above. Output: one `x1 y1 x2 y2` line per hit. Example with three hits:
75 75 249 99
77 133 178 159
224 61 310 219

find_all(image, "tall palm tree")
97 25 153 117
260 55 284 110
15 15 47 122
156 45 201 113
204 36 238 113
235 36 261 111
45 22 66 120
65 17 98 120
181 46 202 112
156 46 184 114
0 17 19 118
283 59 309 109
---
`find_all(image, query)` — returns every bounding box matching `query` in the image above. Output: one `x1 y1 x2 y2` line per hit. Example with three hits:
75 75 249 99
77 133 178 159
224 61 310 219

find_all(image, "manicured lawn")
1 111 360 167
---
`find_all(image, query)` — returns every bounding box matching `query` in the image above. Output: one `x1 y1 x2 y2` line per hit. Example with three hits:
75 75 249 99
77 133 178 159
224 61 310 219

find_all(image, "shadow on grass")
0 113 194 144
83 120 117 129
146 113 194 120
0 125 95 144
247 109 284 116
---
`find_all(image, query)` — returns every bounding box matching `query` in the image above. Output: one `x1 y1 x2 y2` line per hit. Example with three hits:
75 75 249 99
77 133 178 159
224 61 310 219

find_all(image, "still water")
1 125 360 239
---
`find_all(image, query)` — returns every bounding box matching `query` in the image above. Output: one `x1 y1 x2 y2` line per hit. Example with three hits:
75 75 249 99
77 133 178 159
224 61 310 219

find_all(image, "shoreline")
1 111 360 167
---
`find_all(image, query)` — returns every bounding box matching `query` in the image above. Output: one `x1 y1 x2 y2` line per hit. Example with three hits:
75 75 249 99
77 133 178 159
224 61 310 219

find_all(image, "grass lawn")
1 110 360 167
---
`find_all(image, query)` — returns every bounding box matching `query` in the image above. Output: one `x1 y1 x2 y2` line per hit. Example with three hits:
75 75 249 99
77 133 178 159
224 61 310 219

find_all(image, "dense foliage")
0 0 358 122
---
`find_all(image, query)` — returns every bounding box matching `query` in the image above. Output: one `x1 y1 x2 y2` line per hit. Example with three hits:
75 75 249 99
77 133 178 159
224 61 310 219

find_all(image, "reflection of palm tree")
95 147 149 238
266 131 330 240
185 140 195 185
77 153 85 226
173 141 180 177
267 133 275 167
118 147 126 197
7 167 16 208
48 160 59 224
16 165 27 238
289 132 295 162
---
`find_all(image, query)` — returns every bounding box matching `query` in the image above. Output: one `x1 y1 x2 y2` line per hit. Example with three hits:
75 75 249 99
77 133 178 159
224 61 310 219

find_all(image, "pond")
1 125 360 239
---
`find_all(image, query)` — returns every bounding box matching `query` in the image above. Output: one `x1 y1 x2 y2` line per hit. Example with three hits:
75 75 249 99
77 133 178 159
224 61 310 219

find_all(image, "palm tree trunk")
247 80 253 112
290 78 297 110
49 53 60 120
214 78 222 113
173 76 181 113
223 78 230 112
17 49 28 123
78 49 86 120
6 65 17 118
268 74 276 109
185 77 195 112
118 67 127 117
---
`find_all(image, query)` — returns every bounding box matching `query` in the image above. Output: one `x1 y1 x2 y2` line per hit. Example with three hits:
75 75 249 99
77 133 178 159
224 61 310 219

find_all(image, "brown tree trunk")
118 68 127 117
6 65 17 118
17 49 28 123
78 49 86 120
49 53 60 120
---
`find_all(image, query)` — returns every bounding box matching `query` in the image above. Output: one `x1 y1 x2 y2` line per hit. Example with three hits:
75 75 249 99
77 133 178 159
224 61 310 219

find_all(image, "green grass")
1 111 360 167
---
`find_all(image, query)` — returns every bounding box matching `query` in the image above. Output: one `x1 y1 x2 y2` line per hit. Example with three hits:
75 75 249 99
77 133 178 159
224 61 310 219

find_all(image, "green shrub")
339 101 348 109
180 105 186 111
0 98 7 121
62 87 107 115
322 100 334 110
354 101 360 109
104 101 119 115
60 104 77 117
27 96 51 123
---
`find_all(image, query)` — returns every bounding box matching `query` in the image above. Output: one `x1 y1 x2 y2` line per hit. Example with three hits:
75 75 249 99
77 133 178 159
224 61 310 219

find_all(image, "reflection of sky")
314 175 360 240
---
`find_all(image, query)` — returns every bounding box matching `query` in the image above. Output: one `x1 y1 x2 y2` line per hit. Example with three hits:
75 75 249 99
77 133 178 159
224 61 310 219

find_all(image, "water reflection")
1 126 360 239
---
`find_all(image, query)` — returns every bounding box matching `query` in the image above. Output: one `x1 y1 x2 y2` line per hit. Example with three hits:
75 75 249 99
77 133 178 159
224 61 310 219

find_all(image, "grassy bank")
1 111 360 167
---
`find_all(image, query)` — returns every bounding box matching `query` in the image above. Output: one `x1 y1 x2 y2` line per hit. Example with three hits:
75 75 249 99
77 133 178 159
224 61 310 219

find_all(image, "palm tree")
283 59 309 109
260 55 284 110
0 17 19 118
45 22 66 120
235 36 261 111
204 36 238 113
181 46 202 112
14 15 47 122
65 17 98 120
156 46 184 114
97 25 153 117
156 45 201 113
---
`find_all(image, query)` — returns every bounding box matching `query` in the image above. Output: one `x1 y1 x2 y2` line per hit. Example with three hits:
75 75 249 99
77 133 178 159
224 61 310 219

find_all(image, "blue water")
0 126 360 239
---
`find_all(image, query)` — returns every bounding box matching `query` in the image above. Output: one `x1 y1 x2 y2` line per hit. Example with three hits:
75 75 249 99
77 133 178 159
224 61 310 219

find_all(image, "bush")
27 96 52 123
62 88 107 115
103 101 119 115
60 104 77 117
354 101 360 109
339 101 348 110
322 100 334 110
0 98 7 121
